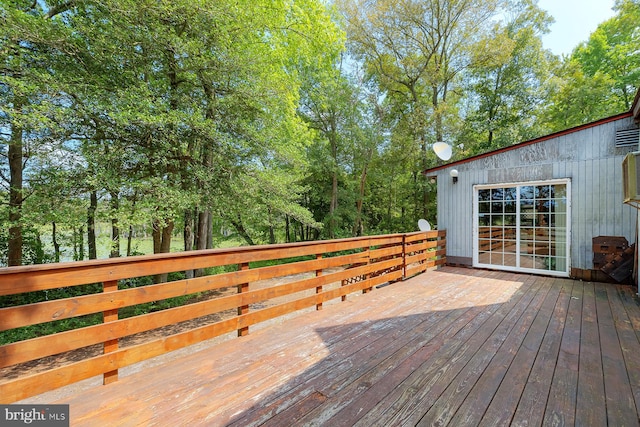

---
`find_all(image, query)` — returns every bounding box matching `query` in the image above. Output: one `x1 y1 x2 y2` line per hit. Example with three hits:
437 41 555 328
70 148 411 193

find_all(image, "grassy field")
46 233 245 263
107 235 186 257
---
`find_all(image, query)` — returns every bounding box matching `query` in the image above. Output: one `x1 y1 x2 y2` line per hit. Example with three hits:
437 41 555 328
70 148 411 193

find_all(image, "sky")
537 0 617 56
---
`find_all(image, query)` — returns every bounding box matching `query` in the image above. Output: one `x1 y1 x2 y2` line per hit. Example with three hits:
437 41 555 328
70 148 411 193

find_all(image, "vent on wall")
616 127 640 147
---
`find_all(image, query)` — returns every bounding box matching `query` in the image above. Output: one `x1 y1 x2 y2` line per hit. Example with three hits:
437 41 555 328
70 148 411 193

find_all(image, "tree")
0 0 350 267
299 57 358 238
544 60 616 130
545 0 640 130
0 1 76 265
337 0 501 226
575 0 640 109
25 163 87 263
461 0 554 154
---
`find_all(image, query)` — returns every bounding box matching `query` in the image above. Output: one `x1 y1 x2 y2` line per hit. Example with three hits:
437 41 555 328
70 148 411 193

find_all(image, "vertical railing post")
402 234 408 280
103 280 119 385
442 230 446 266
238 262 249 337
423 232 429 266
363 245 372 294
316 254 323 310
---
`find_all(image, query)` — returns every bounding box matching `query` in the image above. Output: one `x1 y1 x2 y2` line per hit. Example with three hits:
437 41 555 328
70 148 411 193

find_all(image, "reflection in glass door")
475 180 570 276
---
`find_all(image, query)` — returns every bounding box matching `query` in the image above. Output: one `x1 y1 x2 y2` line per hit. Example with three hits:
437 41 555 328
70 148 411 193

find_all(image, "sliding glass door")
474 179 570 276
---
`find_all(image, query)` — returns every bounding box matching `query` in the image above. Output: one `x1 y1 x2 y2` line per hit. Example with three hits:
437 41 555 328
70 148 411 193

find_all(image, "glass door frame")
472 178 571 277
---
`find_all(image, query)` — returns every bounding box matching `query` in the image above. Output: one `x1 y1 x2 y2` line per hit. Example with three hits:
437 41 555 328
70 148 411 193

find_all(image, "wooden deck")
21 267 640 426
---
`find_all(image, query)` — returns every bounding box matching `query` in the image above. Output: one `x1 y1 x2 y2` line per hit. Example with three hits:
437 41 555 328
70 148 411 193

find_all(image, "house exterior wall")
433 116 638 272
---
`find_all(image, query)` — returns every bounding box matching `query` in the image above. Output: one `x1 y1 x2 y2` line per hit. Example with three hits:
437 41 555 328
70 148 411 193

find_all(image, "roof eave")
423 111 634 175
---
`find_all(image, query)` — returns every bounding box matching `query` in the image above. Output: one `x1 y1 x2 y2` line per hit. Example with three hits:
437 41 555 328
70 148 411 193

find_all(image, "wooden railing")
0 230 445 403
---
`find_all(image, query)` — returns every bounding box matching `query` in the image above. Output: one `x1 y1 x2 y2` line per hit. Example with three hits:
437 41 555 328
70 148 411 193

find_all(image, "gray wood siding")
435 116 638 270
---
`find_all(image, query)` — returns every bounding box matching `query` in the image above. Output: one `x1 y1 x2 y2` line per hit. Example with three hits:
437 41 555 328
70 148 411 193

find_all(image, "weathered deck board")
595 283 639 426
20 267 640 426
413 275 548 427
575 281 606 426
510 278 573 426
444 275 553 427
542 278 582 426
477 276 565 427
359 274 541 426
607 284 640 415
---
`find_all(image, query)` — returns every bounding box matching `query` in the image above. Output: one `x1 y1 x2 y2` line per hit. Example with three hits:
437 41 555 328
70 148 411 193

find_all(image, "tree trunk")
326 121 339 239
285 215 291 243
152 218 174 283
487 68 501 147
268 207 276 244
353 162 368 236
79 226 84 261
206 211 213 249
184 209 195 252
161 222 174 253
193 208 200 250
152 219 161 255
194 210 209 277
183 209 195 279
126 191 138 257
413 170 421 223
328 130 338 240
52 221 60 263
110 191 120 257
87 191 98 260
73 227 78 261
196 211 209 250
127 225 134 257
329 172 338 238
231 216 255 246
199 71 217 252
152 219 174 254
8 101 24 266
428 85 443 220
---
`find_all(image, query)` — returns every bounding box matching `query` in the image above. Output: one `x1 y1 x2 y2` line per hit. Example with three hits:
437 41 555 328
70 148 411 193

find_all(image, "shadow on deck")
21 267 640 426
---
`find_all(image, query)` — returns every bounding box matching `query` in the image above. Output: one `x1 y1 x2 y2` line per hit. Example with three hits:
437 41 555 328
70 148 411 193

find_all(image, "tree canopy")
1 0 638 266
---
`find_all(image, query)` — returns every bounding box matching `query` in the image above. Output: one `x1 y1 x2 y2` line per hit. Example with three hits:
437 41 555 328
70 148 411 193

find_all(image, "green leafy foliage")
544 0 640 130
0 0 638 269
460 0 555 154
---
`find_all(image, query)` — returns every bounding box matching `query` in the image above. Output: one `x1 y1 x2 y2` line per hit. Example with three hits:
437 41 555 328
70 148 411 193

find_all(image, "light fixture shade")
433 142 452 161
449 169 459 178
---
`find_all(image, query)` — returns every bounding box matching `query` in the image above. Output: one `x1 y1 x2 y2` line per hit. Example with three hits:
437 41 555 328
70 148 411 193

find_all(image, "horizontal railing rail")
0 230 445 403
